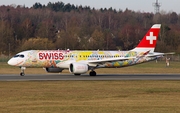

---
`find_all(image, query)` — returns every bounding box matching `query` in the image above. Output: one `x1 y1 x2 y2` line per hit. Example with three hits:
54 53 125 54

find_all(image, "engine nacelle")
69 63 89 74
45 67 63 73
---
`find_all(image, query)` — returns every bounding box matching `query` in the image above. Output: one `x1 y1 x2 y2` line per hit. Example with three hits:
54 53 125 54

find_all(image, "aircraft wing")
88 57 135 64
87 51 175 64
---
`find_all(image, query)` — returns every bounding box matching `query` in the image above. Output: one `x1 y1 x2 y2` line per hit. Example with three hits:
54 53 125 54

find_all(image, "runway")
0 74 180 81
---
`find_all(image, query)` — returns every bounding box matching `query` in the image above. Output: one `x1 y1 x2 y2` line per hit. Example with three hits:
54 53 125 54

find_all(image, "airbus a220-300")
8 24 166 76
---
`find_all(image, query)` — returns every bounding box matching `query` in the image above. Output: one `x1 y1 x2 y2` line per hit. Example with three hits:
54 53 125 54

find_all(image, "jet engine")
69 63 89 75
45 67 64 73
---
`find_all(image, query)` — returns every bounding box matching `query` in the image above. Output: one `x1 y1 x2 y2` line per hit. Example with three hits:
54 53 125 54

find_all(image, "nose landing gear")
20 67 26 76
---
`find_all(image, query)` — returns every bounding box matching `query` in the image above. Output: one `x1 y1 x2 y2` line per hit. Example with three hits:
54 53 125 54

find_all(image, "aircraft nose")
7 58 16 66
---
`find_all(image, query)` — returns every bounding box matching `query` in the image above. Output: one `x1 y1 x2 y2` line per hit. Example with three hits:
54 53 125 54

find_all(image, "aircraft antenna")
153 0 161 14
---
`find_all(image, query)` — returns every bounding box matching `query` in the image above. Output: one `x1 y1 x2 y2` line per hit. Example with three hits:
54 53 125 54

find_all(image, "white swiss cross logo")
146 32 156 44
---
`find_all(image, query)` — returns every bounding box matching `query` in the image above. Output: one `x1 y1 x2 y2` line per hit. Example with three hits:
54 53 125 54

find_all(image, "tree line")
0 1 180 56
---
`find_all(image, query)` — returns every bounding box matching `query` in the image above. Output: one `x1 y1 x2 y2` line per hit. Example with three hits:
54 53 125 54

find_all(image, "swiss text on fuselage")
39 52 64 60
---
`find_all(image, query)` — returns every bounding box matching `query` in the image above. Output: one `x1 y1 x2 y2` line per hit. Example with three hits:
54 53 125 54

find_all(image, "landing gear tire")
89 71 96 76
20 72 25 76
74 74 81 76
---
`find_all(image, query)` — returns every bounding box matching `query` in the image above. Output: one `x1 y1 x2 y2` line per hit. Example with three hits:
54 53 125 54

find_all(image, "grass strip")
0 81 180 113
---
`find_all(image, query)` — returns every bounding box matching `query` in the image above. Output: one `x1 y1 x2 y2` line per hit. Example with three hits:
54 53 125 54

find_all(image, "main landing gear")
20 67 26 76
89 70 96 76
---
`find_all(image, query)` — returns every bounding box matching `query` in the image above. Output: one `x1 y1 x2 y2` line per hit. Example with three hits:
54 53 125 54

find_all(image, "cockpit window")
19 55 24 58
13 54 24 58
13 55 19 58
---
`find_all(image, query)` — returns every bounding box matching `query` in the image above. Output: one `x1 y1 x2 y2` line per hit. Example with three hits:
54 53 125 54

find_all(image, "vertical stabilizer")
132 24 161 53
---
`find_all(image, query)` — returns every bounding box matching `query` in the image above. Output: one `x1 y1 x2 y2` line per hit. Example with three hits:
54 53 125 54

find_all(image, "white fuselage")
8 50 157 69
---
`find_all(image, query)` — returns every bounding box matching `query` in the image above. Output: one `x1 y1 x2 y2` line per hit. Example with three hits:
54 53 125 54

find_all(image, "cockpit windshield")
19 55 24 58
13 54 25 58
13 55 19 58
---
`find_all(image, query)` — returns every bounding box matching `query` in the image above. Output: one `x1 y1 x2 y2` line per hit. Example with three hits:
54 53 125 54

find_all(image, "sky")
0 0 180 14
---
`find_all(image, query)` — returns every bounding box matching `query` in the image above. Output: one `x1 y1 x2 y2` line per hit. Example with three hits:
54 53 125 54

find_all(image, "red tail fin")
132 24 161 53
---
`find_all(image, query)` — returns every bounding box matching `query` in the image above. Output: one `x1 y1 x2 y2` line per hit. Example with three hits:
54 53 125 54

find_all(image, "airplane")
8 24 165 76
